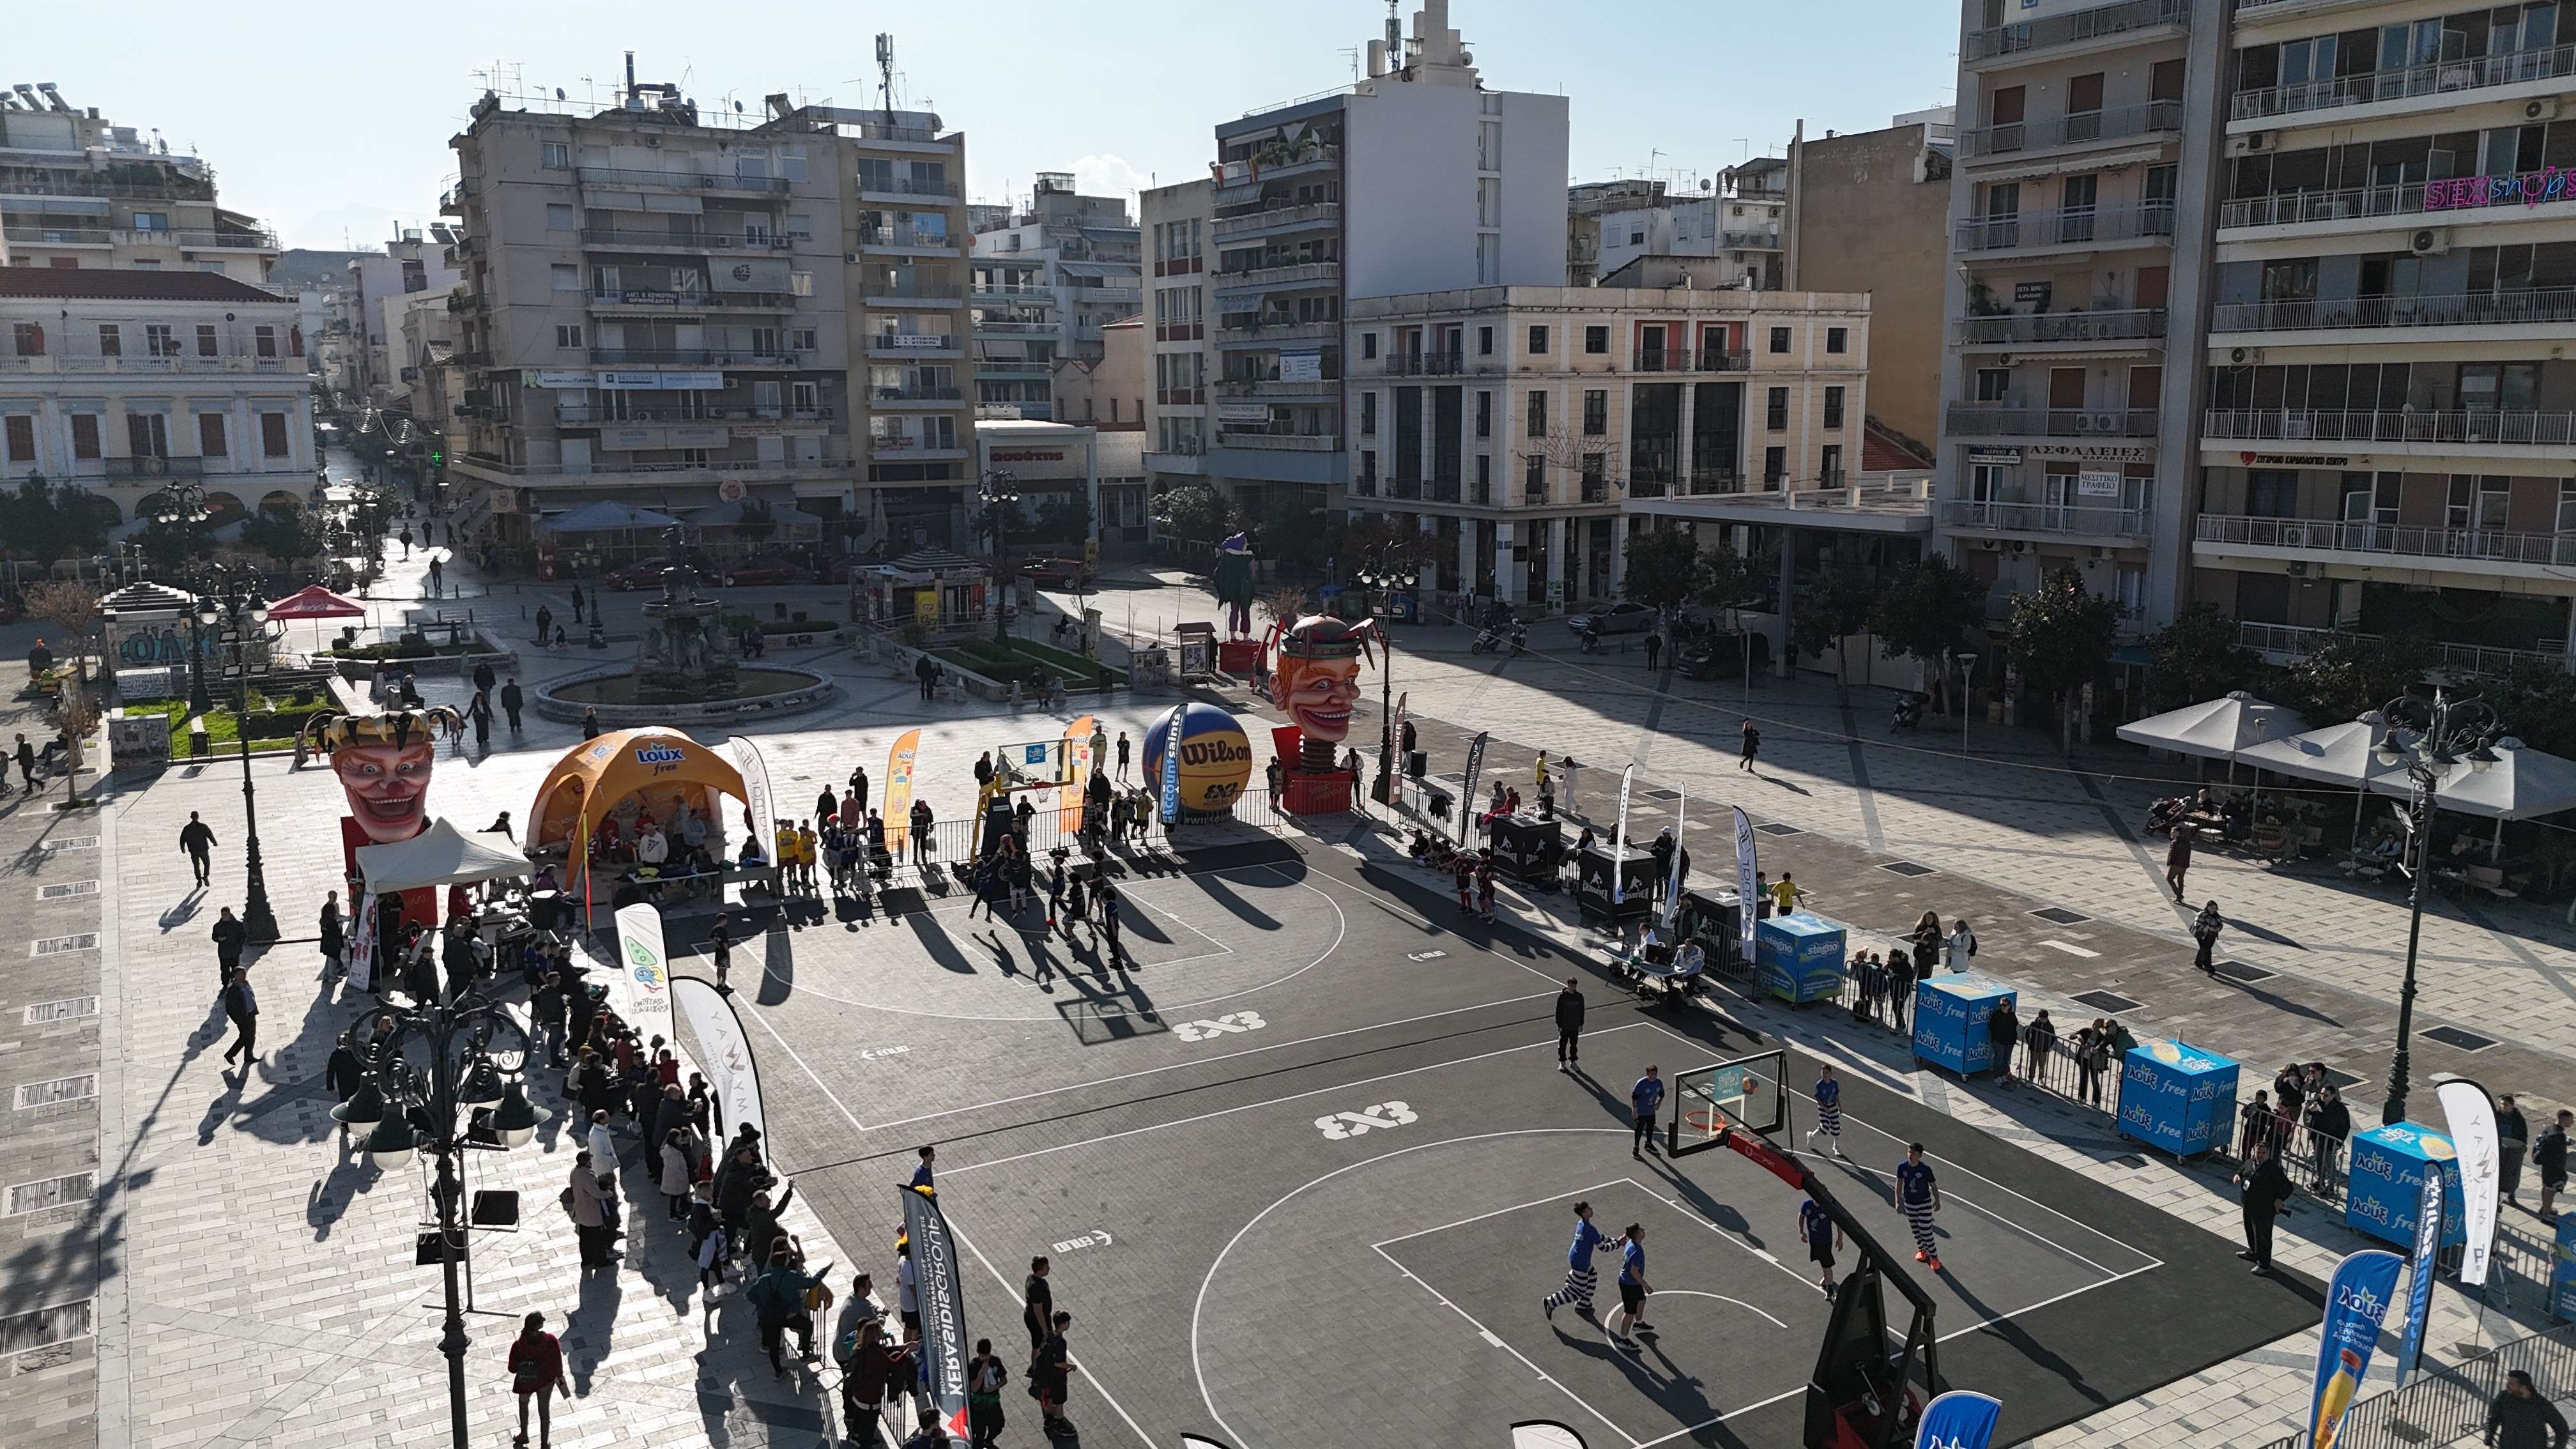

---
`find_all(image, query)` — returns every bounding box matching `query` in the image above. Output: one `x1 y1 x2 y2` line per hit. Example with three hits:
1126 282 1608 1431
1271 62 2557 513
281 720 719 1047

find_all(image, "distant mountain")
268 249 372 288
282 201 427 253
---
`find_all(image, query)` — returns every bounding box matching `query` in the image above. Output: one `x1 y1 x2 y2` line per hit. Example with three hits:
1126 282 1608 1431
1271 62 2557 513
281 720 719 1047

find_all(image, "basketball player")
1798 1195 1843 1297
1896 1142 1942 1271
1540 1200 1612 1321
1805 1062 1848 1160
1606 1223 1652 1351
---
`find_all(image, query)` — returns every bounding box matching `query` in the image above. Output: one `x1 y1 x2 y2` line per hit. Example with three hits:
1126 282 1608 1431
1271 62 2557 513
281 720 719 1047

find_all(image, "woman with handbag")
505 1312 571 1448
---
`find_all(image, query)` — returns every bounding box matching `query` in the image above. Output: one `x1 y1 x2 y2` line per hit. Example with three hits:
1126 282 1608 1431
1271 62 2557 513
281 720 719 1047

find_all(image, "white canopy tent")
2115 691 2308 775
354 818 532 894
2239 716 2406 851
2368 737 2576 821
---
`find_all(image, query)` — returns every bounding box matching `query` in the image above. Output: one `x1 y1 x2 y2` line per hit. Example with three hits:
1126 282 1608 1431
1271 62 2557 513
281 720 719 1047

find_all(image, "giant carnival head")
1271 614 1376 745
301 706 464 844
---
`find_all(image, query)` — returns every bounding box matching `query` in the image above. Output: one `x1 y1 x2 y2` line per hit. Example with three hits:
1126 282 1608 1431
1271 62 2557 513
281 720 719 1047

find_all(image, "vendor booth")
852 548 990 633
2345 1122 2467 1252
1573 841 1654 924
1674 887 1746 971
1489 813 1564 889
348 818 532 992
1755 912 1847 1004
2113 1038 2239 1158
1912 974 2015 1077
529 728 754 921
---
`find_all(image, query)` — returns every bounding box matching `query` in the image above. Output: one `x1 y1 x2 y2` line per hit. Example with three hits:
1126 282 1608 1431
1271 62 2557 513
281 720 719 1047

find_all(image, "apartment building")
1591 158 1791 291
1784 111 1957 449
1346 284 1872 606
1052 314 1147 431
339 231 462 409
0 270 314 527
1567 179 1666 288
968 176 1142 422
0 89 279 284
970 250 1056 419
1936 0 2224 634
441 72 977 554
1142 0 1571 525
1141 178 1212 461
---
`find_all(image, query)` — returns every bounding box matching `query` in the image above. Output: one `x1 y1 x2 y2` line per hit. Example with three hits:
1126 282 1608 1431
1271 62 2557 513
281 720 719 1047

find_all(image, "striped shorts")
1902 1197 1937 1256
1543 1265 1598 1310
1816 1105 1842 1137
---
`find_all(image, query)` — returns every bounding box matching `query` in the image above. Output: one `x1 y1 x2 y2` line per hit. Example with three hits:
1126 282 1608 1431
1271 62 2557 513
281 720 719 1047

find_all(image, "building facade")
1592 158 1790 290
1784 112 1956 449
968 175 1142 422
441 75 977 554
1346 284 1873 607
0 270 314 528
0 91 279 284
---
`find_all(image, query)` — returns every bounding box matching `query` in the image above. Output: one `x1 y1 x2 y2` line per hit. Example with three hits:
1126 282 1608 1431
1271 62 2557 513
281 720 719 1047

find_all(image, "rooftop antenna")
1340 46 1361 82
875 33 897 125
624 50 636 105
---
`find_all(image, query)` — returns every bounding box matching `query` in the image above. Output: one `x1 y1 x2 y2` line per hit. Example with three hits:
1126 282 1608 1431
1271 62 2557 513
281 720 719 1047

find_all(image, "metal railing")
1952 307 2168 346
2235 620 2576 677
2 224 109 245
856 176 960 198
1963 0 2190 62
100 456 204 480
859 226 958 250
1943 403 2159 438
1213 261 1341 291
1218 430 1339 452
1954 201 2175 253
1636 347 1754 373
2212 288 2576 334
578 164 791 194
587 348 720 365
578 227 795 251
1377 351 1468 376
1211 201 1342 238
1941 499 2152 536
864 282 966 302
2196 512 2576 567
587 289 793 310
2234 40 2576 121
869 385 964 402
1719 231 1782 250
0 173 217 202
1959 100 2185 158
2202 408 2576 447
2220 180 2445 231
2248 1323 2576 1449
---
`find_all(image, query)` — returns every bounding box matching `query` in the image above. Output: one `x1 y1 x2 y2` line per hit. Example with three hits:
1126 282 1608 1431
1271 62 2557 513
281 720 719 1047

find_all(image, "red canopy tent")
265 585 368 620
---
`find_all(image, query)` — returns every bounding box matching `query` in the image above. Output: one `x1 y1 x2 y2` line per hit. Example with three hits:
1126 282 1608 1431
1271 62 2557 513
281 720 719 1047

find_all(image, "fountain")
532 530 836 725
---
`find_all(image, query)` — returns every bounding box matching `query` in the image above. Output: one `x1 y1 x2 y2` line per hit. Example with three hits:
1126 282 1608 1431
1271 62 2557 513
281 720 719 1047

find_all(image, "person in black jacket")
325 1029 364 1142
2192 901 2224 974
2304 1085 2352 1195
1554 977 1586 1073
211 906 246 988
2233 1138 2293 1273
318 893 344 979
2536 1110 2572 1222
2487 1370 2570 1449
180 811 217 886
1986 998 2020 1087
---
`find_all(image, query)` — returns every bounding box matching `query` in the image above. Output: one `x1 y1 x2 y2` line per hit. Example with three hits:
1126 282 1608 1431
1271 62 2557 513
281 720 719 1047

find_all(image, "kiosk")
1755 912 1847 1004
1675 887 1747 972
1911 974 2015 1077
1489 813 1564 889
2345 1123 2467 1251
2552 1216 2576 1323
1572 841 1655 923
2113 1039 2239 1158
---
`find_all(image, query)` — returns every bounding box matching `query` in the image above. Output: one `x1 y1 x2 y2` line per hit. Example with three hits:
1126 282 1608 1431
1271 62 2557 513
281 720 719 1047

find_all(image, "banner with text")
1915 1390 2003 1449
883 728 921 852
2437 1078 2502 1287
671 975 766 1147
900 1185 974 1441
2395 1176 2442 1387
2310 1249 2406 1449
1733 807 1759 958
726 735 776 862
613 903 675 1049
1612 765 1636 905
1458 732 1489 843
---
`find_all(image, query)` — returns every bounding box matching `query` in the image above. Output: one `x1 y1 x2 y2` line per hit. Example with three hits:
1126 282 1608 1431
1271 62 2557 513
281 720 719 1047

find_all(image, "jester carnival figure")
1264 613 1377 771
300 705 466 851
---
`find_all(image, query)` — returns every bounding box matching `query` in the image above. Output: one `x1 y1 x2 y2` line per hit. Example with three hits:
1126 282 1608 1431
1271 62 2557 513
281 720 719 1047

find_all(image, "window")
1360 392 1377 435
1476 452 1492 505
1629 230 1644 246
1821 443 1844 484
792 326 816 351
254 325 277 358
1526 390 1548 438
10 322 42 356
1580 453 1607 502
551 264 581 291
790 270 814 297
1823 386 1844 429
1766 387 1789 430
2 415 31 464
1361 332 1378 360
1524 452 1545 502
1477 326 1494 356
1584 325 1609 355
261 413 290 458
195 325 218 357
546 203 578 231
556 324 583 348
130 211 167 233
540 142 571 169
97 325 120 356
1826 326 1848 355
197 413 227 458
1527 324 1549 355
751 326 783 355
1763 446 1786 485
1767 326 1791 355
1475 391 1492 438
69 413 100 459
1358 450 1377 491
785 213 814 240
1582 389 1607 436
145 324 176 357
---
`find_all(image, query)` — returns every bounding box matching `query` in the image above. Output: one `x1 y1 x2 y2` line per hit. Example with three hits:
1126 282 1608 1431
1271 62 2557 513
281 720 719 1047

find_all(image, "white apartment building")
1143 0 1571 525
441 73 977 555
0 270 314 527
342 231 463 410
1347 285 1873 606
969 176 1142 421
1593 157 1790 290
0 90 280 284
970 250 1057 420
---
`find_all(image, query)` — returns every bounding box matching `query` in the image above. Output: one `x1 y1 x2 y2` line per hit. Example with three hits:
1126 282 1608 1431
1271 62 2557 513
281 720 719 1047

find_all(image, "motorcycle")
1890 692 1924 732
1470 629 1503 656
2144 796 2186 836
1509 624 1527 656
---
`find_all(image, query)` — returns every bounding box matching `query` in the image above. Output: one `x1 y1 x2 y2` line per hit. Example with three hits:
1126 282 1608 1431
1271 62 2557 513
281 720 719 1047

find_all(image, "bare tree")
20 580 104 686
51 689 98 808
1258 584 1312 633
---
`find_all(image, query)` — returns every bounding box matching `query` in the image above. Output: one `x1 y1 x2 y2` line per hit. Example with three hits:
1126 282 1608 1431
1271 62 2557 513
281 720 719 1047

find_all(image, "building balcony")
1153 257 1206 277
1211 201 1342 241
2209 288 2576 339
555 404 836 425
449 452 850 486
1218 429 1340 452
2216 177 2576 236
577 165 791 195
586 289 795 312
100 456 204 480
1220 377 1338 399
864 436 968 460
588 348 719 365
868 385 965 406
140 228 280 250
1635 347 1754 373
1963 0 2189 66
1952 307 2168 348
1368 351 1468 377
1220 318 1338 348
2231 42 2576 126
1944 403 2159 438
977 359 1053 379
1212 147 1342 190
1211 261 1341 295
871 337 961 358
2239 621 2574 678
579 227 796 252
858 177 961 202
0 353 300 375
2201 408 2576 451
2194 512 2576 578
1959 101 2186 161
1719 231 1782 250
971 282 1052 302
1 224 108 246
0 174 217 203
972 319 1055 337
859 227 962 255
1942 498 2150 539
865 282 967 306
1954 201 2175 255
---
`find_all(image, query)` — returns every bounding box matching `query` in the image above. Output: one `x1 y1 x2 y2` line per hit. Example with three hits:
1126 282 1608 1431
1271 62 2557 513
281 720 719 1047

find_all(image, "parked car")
602 558 679 590
1567 601 1655 635
718 557 802 587
1018 557 1095 588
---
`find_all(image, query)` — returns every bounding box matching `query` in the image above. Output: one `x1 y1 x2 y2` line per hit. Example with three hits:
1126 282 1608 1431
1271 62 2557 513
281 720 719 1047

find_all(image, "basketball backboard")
1668 1048 1787 1156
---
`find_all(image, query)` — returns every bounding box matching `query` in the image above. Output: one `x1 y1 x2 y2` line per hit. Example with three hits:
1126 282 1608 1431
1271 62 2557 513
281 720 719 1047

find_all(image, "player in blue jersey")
1540 1200 1612 1321
1607 1223 1653 1350
1804 1062 1848 1160
1630 1066 1665 1158
1798 1195 1843 1297
1896 1142 1942 1271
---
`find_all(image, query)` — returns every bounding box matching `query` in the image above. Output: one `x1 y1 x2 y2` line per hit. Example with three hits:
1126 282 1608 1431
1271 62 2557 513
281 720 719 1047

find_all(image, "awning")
2238 719 2404 790
1972 144 2170 183
354 818 531 894
691 498 822 529
539 501 683 534
2115 691 2306 767
2368 737 2576 820
265 584 367 620
1055 260 1135 280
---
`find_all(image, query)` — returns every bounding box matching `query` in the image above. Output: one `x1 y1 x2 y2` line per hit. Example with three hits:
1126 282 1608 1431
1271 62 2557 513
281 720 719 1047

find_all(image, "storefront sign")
526 369 595 390
2076 470 2124 498
2237 452 2353 468
595 369 726 390
989 450 1068 463
1218 403 1270 423
885 333 948 348
2025 442 2151 463
1278 350 1324 383
1967 448 2024 464
2423 167 2572 211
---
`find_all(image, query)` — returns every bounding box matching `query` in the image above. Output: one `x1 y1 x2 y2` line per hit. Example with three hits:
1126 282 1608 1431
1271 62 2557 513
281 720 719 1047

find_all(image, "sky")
8 1 1957 252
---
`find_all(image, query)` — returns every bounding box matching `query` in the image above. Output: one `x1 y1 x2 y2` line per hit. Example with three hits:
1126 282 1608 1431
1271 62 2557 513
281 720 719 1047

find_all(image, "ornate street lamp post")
1354 548 1407 808
205 574 280 942
980 469 1021 642
2368 689 2501 1126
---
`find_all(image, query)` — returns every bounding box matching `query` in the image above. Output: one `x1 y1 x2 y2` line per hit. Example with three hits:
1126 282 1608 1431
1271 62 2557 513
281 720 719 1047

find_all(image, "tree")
1150 482 1227 546
1790 569 1876 675
1621 527 1706 613
1258 585 1311 632
2279 631 2436 727
0 477 115 567
20 580 103 686
240 508 321 565
51 689 98 809
2009 567 2120 745
1696 544 1763 610
2474 659 2576 759
2142 602 2262 713
1867 555 1983 665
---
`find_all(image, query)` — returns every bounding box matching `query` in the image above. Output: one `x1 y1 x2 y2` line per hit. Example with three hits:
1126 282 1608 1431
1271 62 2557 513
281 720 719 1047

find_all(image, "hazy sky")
10 1 1956 252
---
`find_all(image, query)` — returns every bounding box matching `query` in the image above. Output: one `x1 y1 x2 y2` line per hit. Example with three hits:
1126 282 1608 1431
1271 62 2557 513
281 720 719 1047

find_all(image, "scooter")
1508 624 1527 656
1470 629 1504 655
1891 692 1924 732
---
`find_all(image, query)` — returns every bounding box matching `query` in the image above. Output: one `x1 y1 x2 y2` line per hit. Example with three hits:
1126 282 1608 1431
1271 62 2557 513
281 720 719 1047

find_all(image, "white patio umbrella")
2368 736 2576 821
2115 690 2309 781
2239 714 2405 850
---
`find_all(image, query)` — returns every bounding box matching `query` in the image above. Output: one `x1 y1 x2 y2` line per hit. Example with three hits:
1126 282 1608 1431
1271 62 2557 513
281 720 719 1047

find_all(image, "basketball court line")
1369 1239 1643 1449
739 993 875 1132
1369 1179 1632 1252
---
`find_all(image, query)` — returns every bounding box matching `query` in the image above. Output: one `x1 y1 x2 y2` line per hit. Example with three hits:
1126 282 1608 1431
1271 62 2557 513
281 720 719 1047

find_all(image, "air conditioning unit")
2090 411 2122 434
2227 132 2274 158
2287 560 2310 576
847 252 862 264
1979 537 2002 551
2410 228 2450 257
2526 98 2561 123
2230 347 2250 364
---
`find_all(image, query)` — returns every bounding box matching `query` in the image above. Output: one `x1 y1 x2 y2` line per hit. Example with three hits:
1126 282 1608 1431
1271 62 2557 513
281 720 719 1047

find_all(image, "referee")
1896 1142 1943 1272
1798 1195 1844 1298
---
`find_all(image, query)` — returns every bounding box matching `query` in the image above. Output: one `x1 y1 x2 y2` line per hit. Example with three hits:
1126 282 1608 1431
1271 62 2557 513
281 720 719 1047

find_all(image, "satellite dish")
733 100 744 112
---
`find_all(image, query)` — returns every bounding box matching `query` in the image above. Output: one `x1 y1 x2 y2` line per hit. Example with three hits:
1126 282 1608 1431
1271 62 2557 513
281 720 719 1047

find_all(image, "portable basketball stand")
1669 1052 1948 1449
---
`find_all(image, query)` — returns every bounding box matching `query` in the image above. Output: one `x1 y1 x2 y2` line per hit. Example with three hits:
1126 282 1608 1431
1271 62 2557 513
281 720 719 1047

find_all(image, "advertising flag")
346 891 379 993
2395 1177 2442 1386
726 735 776 859
671 975 766 1147
1158 703 1187 825
1458 731 1490 844
883 728 921 852
1062 713 1095 832
2437 1078 2502 1287
2310 1249 2406 1449
1732 808 1759 960
1915 1390 2004 1449
1612 765 1636 905
1664 786 1687 925
1390 689 1409 787
900 1185 975 1441
613 903 674 1048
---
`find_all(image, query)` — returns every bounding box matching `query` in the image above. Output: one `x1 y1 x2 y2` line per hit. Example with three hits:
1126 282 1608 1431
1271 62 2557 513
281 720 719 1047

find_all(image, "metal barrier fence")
2250 1322 2576 1449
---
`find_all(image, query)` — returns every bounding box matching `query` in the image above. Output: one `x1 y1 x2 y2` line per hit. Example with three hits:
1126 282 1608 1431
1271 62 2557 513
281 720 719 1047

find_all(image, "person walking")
1738 719 1760 773
505 1312 571 1449
211 905 246 988
1805 1062 1848 1158
500 677 525 733
1986 995 2020 1087
1115 730 1131 781
1022 1256 1054 1356
1606 1223 1652 1351
2536 1109 2570 1222
1943 917 1977 973
2192 901 2225 975
1540 1200 1611 1321
427 555 445 598
2233 1137 2292 1274
467 689 494 752
472 658 497 697
749 1254 829 1377
1644 632 1662 673
1031 1310 1079 1439
1630 1065 1664 1158
567 583 585 625
219 967 259 1066
1096 876 1124 963
1897 1142 1943 1269
1800 1194 1844 1298
2166 825 2193 901
2500 1095 2531 1209
13 732 34 795
2487 1368 2571 1449
1553 977 1586 1073
180 811 217 886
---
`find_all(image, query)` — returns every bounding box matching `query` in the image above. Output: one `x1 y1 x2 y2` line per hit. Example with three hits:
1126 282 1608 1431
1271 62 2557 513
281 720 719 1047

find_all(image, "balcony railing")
1959 100 2186 159
1636 347 1754 373
1 224 108 245
1213 261 1341 291
870 385 965 402
2211 288 2576 334
971 319 1054 335
556 404 836 425
971 282 1052 299
588 348 719 364
859 226 959 250
1218 430 1340 452
1942 499 2150 537
2200 409 2576 447
1719 231 1782 250
100 456 205 480
865 282 966 302
1952 307 2168 346
1954 201 2175 253
1222 319 1340 345
2214 175 2564 230
0 174 217 202
579 227 795 251
2232 42 2576 123
1945 404 2159 438
2194 512 2576 567
588 289 794 310
1211 201 1342 238
1963 0 2189 63
0 354 297 374
578 165 792 194
1379 351 1466 376
857 176 961 198
2239 621 2576 678
1684 469 1746 496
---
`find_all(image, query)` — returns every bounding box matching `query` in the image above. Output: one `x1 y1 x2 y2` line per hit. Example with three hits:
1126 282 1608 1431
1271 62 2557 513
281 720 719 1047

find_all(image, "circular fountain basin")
531 663 837 725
